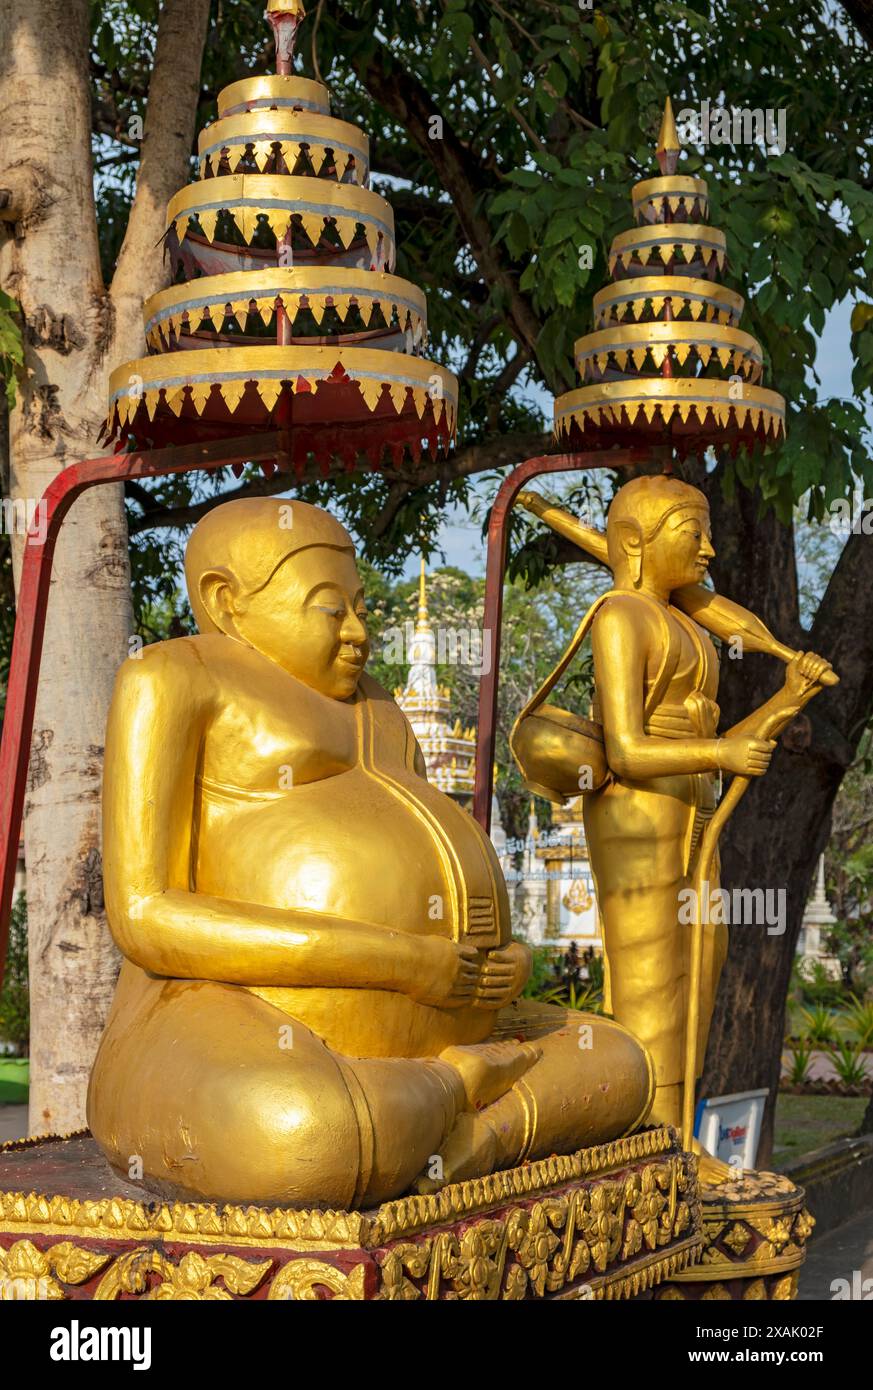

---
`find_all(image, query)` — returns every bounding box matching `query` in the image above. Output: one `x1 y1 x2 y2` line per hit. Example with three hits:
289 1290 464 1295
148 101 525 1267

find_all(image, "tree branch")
127 468 292 534
129 431 552 539
840 0 873 46
335 5 567 391
369 430 551 538
461 314 502 380
110 0 210 343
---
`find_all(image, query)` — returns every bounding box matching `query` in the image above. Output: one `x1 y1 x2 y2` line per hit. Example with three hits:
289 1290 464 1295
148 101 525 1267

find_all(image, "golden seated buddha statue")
87 498 653 1209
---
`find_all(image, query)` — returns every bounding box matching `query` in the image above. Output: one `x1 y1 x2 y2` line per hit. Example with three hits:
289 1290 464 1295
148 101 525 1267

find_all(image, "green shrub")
844 995 873 1049
794 959 845 1009
522 944 558 1000
799 1005 838 1046
785 1039 813 1086
524 941 604 1013
830 1040 870 1090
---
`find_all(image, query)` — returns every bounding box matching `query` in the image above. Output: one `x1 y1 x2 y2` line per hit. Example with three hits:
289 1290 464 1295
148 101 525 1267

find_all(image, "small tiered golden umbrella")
554 98 785 457
103 1 457 474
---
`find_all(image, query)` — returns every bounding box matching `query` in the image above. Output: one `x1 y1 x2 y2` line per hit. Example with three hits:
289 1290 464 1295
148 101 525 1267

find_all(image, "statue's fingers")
803 652 838 685
450 983 477 1001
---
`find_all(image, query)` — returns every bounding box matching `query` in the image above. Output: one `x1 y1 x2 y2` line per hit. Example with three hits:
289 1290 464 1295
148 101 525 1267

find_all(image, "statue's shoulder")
592 590 666 637
112 634 219 698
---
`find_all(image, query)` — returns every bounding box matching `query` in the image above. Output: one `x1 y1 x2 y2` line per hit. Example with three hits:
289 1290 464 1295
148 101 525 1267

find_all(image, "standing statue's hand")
717 736 776 777
407 936 481 1009
473 941 532 1011
784 651 834 697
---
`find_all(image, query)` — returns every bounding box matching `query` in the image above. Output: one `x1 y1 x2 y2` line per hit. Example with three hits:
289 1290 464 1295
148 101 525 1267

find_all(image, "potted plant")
0 893 29 1102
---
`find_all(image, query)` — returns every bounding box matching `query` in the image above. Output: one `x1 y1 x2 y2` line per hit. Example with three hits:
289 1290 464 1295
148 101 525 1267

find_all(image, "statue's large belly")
192 766 507 1056
194 765 498 931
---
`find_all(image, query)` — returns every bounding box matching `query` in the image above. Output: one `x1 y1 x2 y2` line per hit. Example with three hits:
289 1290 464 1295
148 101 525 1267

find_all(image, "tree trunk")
0 0 209 1134
699 464 873 1166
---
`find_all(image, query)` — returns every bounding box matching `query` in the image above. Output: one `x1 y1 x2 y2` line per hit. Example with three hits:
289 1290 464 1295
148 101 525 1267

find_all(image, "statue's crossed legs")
88 975 654 1208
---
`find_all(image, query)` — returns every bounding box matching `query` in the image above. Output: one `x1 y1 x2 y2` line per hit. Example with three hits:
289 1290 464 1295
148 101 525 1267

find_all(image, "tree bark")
699 465 873 1165
0 0 208 1134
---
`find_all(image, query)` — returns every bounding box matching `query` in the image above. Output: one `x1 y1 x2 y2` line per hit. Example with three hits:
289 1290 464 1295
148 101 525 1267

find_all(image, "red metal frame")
472 446 669 829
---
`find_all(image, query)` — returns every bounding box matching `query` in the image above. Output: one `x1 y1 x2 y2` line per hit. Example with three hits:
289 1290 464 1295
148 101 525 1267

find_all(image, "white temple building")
797 854 841 979
395 560 477 802
500 797 601 951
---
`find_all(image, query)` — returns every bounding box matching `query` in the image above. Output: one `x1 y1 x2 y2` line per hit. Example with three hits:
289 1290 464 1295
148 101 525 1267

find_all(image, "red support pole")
0 432 286 983
472 446 668 830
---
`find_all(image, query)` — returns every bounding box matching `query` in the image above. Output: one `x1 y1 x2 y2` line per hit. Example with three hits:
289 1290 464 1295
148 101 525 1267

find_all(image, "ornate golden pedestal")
654 1172 815 1301
1 1127 708 1301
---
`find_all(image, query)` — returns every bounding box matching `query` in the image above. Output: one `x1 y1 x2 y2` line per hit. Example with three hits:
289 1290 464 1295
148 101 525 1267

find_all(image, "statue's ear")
198 566 243 635
615 518 643 587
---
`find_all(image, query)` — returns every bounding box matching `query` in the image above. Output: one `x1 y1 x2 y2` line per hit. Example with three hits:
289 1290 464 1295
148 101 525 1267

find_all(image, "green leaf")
810 271 833 307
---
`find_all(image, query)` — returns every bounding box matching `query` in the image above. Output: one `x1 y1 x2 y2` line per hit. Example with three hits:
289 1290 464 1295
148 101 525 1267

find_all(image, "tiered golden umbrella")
102 1 457 473
554 99 785 456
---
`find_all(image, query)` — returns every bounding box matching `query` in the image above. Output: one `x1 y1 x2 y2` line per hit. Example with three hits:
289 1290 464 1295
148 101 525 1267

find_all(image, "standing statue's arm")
723 651 837 742
102 644 470 1004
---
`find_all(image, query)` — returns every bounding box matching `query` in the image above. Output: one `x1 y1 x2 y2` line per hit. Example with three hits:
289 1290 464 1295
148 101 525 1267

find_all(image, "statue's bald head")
607 475 707 541
185 497 356 635
606 474 712 591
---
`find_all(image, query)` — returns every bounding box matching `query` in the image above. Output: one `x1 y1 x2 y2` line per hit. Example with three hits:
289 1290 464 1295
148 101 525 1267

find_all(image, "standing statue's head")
185 497 369 700
606 475 714 593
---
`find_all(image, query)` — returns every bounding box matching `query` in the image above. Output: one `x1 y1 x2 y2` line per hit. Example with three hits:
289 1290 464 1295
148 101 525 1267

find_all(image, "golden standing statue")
88 498 654 1208
513 475 836 1181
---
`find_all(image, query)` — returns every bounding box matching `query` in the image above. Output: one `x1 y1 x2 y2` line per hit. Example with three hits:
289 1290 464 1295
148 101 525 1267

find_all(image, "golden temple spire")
417 556 429 625
655 96 681 175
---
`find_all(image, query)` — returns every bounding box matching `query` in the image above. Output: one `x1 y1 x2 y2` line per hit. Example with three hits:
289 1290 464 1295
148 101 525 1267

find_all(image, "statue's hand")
718 735 776 777
407 937 481 1009
473 941 532 1011
783 650 834 697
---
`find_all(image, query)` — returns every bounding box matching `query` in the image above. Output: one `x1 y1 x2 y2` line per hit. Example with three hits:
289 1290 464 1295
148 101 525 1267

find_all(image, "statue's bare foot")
412 1112 498 1194
412 1042 541 1193
440 1039 542 1109
693 1138 735 1187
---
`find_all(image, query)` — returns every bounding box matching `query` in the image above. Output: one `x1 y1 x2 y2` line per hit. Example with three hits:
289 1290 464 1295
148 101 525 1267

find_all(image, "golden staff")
682 712 777 1150
518 490 801 662
515 490 838 1149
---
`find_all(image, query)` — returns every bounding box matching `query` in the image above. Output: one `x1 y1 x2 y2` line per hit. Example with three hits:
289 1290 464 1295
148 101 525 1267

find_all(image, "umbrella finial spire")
656 96 681 174
266 1 307 75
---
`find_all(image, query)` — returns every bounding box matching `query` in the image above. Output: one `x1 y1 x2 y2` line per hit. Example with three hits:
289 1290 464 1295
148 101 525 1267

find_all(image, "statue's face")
234 546 369 699
644 503 715 591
